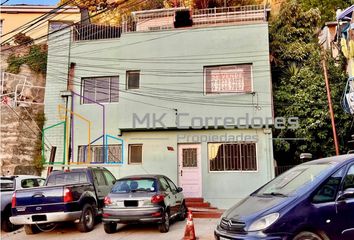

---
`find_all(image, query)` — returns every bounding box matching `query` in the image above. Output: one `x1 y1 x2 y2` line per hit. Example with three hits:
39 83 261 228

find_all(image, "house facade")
44 6 274 208
0 5 81 44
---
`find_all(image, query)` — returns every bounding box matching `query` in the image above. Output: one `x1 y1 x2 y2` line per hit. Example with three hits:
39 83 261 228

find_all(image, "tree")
270 1 353 165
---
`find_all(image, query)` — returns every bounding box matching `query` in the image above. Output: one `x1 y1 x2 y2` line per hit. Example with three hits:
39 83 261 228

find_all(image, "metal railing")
73 5 268 40
192 5 267 26
73 24 122 41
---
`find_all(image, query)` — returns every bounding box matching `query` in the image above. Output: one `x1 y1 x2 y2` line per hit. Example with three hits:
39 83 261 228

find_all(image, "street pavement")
1 218 218 240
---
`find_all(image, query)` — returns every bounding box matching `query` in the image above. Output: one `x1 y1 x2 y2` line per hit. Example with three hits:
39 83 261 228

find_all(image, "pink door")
178 144 202 198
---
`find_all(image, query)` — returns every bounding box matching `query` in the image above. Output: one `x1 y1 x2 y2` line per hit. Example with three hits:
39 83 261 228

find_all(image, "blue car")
214 154 354 240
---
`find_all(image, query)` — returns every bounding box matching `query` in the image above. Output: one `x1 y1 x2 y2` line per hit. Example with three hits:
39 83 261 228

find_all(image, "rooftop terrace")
72 5 270 41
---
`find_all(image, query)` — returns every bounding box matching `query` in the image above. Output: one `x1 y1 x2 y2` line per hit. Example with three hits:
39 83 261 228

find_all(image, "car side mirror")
177 187 183 193
338 188 354 201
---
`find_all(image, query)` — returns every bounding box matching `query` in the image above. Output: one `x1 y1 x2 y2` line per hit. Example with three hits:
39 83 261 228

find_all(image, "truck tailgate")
13 185 65 215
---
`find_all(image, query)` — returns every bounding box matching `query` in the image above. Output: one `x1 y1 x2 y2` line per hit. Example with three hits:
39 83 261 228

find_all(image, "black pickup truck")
10 167 116 234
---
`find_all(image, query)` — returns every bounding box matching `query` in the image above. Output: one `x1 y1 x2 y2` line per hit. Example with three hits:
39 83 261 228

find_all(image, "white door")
178 144 202 198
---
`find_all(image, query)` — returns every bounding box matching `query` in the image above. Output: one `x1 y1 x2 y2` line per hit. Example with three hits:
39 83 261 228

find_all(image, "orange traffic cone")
183 211 196 240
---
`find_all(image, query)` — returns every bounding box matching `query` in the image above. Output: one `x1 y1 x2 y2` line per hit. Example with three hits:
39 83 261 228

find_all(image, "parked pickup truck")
1 175 45 232
10 167 116 234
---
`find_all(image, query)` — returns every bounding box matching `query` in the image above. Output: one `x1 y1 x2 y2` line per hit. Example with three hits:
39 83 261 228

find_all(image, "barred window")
82 76 119 104
78 145 122 163
208 143 257 171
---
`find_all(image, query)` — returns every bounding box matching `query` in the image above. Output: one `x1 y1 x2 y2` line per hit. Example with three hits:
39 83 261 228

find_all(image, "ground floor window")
78 144 122 163
129 144 143 164
208 142 257 171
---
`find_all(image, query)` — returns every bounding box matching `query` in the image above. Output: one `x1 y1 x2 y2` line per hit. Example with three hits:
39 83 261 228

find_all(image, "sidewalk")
1 218 218 240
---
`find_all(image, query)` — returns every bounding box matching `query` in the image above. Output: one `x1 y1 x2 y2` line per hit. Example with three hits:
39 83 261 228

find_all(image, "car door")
159 177 176 215
92 169 108 206
102 169 116 192
166 177 183 211
338 164 354 240
311 166 346 239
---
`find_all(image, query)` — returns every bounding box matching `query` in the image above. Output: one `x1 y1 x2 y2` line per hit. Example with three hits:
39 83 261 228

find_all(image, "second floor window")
126 70 140 89
82 76 119 104
204 64 253 94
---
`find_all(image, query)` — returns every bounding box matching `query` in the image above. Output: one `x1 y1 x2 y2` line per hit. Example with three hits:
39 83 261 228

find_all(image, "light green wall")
44 23 274 208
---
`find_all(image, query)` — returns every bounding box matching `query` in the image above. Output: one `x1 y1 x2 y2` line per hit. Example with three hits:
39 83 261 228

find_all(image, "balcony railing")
73 24 122 41
72 5 268 41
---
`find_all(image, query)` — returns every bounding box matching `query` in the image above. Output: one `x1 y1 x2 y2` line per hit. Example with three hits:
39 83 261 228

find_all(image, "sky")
3 0 58 5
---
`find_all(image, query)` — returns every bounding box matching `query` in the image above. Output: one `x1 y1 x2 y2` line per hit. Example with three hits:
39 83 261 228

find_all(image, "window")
93 170 107 186
129 144 143 164
204 64 252 94
166 177 178 193
46 172 88 186
49 21 72 32
82 76 119 104
126 70 140 89
112 178 157 193
208 142 257 171
22 178 45 188
182 148 197 167
313 167 345 203
159 177 172 192
343 164 354 190
103 170 116 186
78 145 122 163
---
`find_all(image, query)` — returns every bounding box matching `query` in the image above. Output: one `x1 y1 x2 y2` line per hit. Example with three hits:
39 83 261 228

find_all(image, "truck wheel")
158 211 170 233
177 202 187 221
294 231 323 240
103 222 117 234
77 204 95 232
1 208 15 232
24 224 39 235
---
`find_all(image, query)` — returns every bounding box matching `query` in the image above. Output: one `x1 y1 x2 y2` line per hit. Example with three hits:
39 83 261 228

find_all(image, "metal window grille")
209 143 257 171
78 145 122 163
129 144 143 164
182 148 197 167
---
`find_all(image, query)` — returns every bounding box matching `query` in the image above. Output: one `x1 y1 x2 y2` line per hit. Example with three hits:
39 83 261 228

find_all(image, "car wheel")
77 204 95 232
158 211 170 233
294 231 323 240
177 202 188 221
24 224 39 235
1 208 15 232
103 222 117 234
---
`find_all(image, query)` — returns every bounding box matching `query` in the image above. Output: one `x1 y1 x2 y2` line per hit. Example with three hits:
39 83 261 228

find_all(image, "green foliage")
14 33 34 46
6 45 47 75
270 1 353 165
299 0 353 24
33 112 46 173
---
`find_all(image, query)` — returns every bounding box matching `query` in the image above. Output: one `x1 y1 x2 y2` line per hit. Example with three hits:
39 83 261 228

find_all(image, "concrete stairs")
185 198 224 218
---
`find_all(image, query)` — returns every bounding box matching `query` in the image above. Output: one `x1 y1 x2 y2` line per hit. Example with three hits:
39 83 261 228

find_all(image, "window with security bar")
204 64 252 94
82 76 119 103
77 145 122 163
182 148 198 167
208 143 257 171
129 144 143 164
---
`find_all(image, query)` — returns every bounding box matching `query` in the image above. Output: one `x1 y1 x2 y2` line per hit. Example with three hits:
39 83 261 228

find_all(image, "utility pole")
322 56 340 155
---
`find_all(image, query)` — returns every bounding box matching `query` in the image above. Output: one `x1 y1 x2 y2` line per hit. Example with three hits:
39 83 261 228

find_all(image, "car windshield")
255 163 337 197
112 178 157 193
0 178 14 191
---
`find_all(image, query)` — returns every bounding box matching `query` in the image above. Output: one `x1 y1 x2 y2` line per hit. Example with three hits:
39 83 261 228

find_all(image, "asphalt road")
1 218 218 240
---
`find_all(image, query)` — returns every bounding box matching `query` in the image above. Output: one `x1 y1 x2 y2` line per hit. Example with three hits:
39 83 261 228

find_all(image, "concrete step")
185 197 204 203
191 211 224 219
186 202 211 208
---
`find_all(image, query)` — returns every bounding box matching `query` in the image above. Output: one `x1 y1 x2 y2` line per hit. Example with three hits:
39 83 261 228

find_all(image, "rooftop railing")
72 5 268 41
